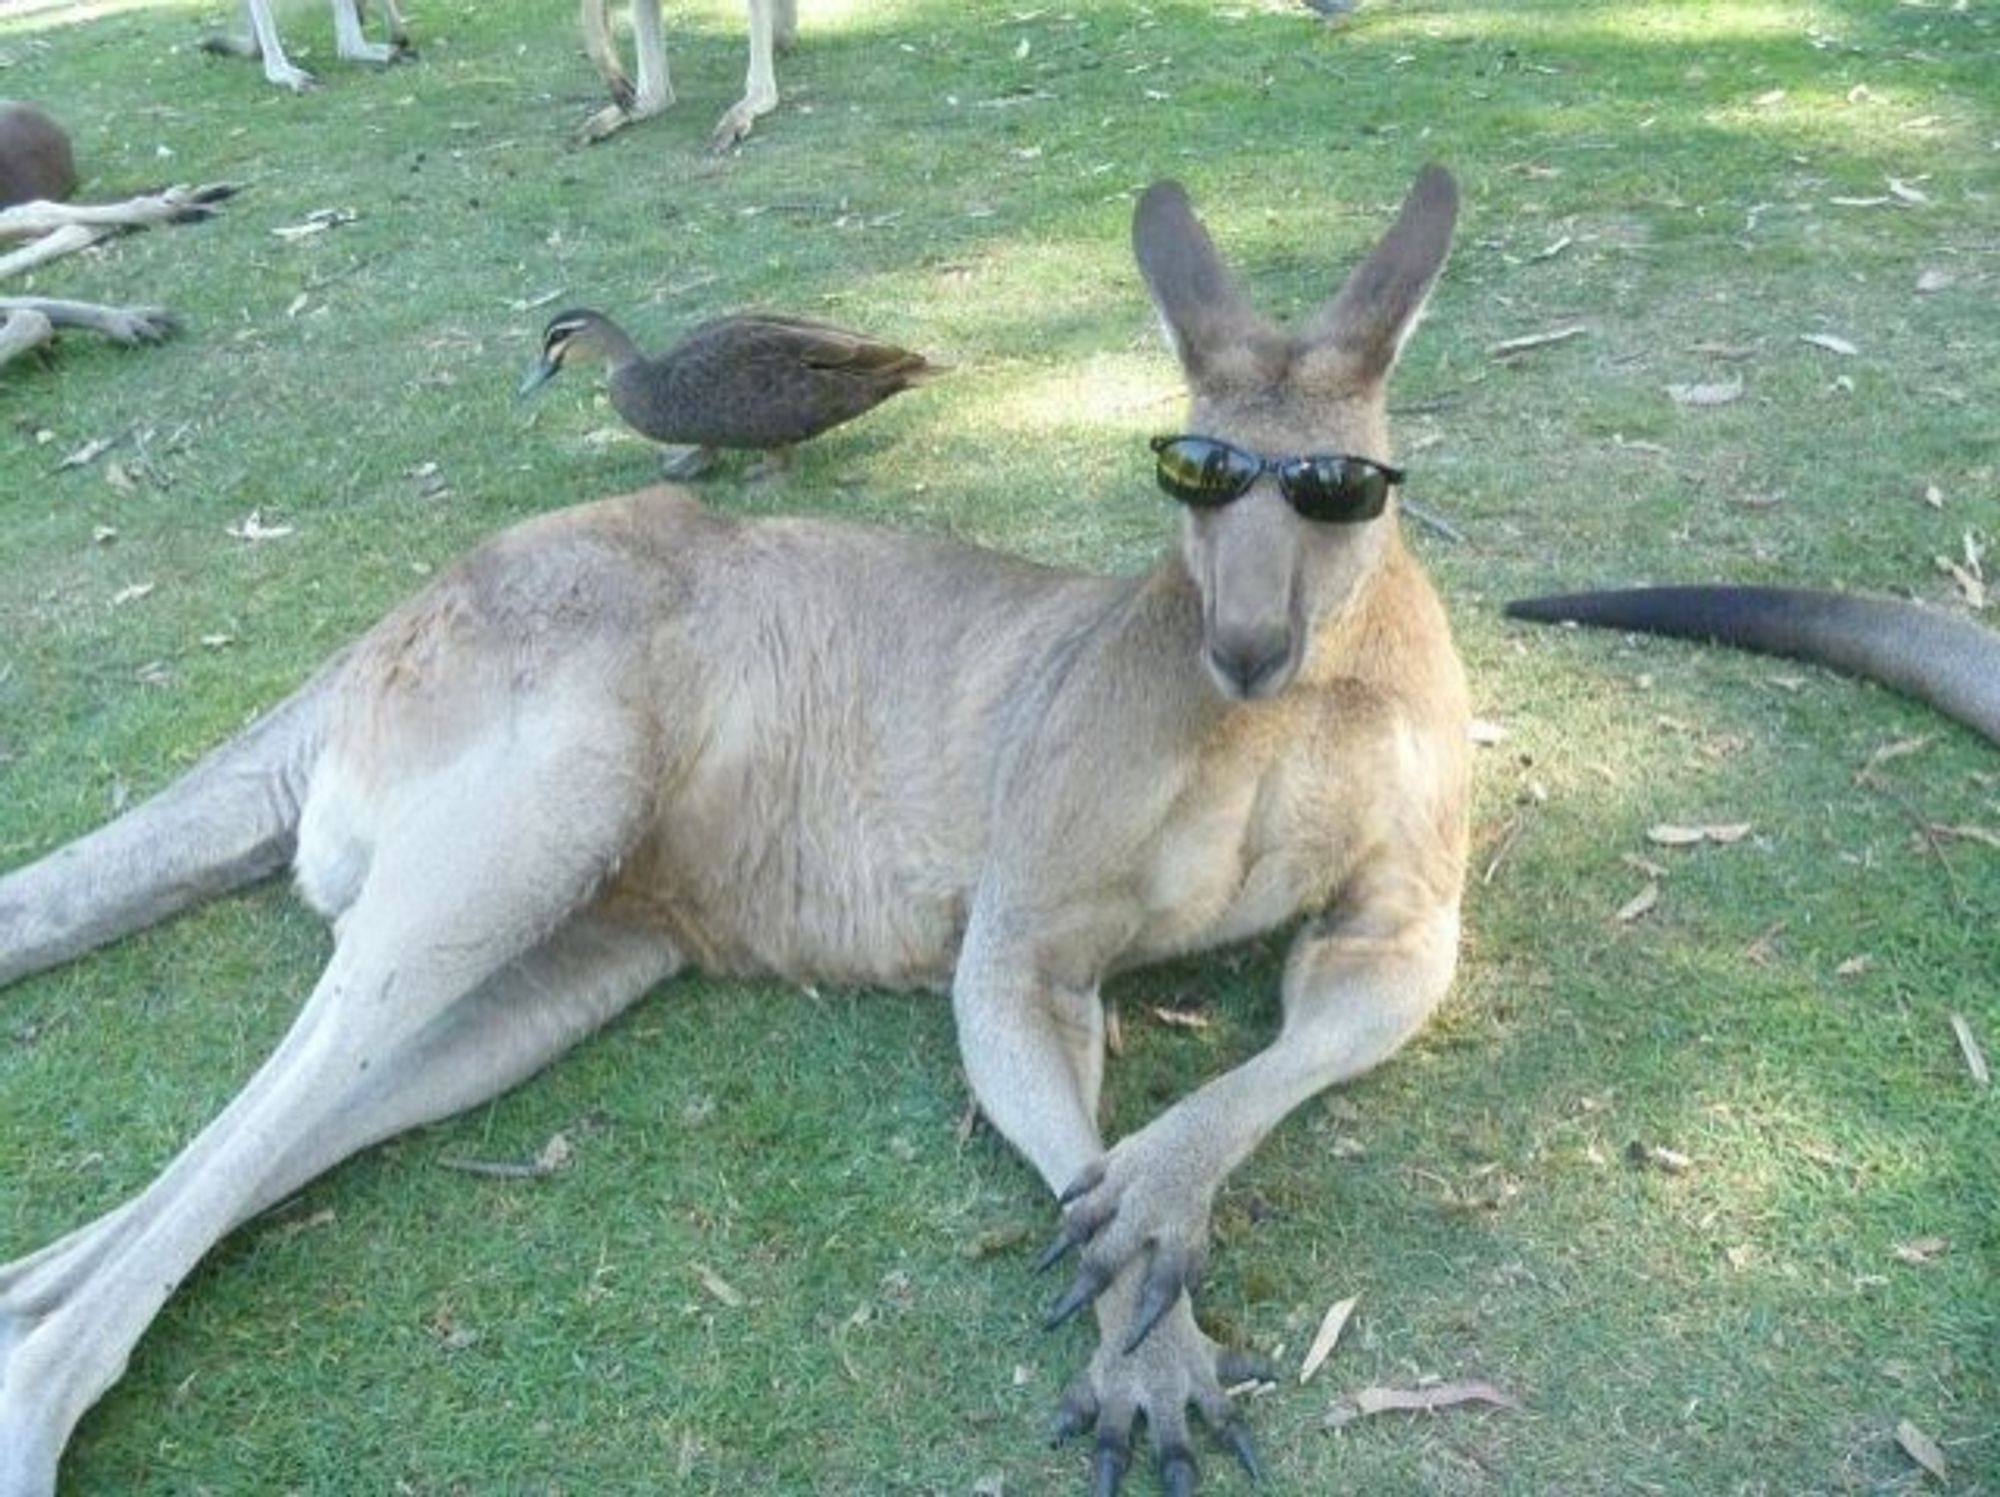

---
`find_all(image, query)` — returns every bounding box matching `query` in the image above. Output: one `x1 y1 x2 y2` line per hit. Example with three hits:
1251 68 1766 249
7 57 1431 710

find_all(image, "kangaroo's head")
1134 166 1458 702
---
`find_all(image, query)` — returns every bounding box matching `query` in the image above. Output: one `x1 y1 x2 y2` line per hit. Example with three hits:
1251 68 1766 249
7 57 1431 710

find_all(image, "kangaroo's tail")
0 663 337 990
1505 585 2000 748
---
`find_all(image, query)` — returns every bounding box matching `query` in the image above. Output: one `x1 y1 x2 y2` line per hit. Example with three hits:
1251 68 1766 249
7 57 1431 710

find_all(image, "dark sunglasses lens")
1155 439 1258 508
1283 459 1390 522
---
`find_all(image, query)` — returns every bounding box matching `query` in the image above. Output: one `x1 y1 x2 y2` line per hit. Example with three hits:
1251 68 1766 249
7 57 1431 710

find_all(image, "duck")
518 307 946 478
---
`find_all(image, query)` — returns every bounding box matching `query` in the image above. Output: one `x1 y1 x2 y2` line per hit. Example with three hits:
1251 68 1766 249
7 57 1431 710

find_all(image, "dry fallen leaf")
1915 268 1955 294
103 461 137 493
1469 718 1509 746
56 436 113 471
1744 921 1786 965
1667 378 1744 407
266 1205 338 1242
1933 823 2000 850
1626 1141 1693 1174
1647 823 1752 847
1149 1005 1209 1030
1949 1013 1990 1088
1835 954 1872 978
1326 1379 1520 1428
1615 882 1659 924
1488 325 1587 358
534 1131 574 1174
1800 332 1859 356
226 510 296 543
1895 1418 1948 1482
1938 555 1986 610
110 581 155 607
694 1263 745 1308
1647 824 1707 847
1891 1236 1949 1266
1858 736 1934 780
1886 177 1929 205
1299 1295 1359 1386
270 207 358 241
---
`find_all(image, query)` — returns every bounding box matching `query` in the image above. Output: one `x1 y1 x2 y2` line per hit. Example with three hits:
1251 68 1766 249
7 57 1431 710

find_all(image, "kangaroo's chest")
1130 729 1358 961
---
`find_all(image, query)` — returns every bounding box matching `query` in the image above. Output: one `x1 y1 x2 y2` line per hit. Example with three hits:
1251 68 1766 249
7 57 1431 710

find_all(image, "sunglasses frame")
1149 434 1405 524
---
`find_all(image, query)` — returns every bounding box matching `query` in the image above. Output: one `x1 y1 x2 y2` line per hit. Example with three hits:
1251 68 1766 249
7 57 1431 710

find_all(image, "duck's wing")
685 314 945 382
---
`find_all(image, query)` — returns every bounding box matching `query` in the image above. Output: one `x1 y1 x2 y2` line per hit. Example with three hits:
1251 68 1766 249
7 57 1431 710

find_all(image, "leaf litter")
1948 1014 1989 1088
1326 1379 1520 1429
1646 822 1752 847
1614 881 1659 924
1895 1419 1948 1482
1488 325 1587 359
1666 378 1743 407
1298 1295 1358 1385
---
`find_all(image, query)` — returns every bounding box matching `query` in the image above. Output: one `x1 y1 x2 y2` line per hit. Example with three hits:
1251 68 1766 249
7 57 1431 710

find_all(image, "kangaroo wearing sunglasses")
0 167 1466 1495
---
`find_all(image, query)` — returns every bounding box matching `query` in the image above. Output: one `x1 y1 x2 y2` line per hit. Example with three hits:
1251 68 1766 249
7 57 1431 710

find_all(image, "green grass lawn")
3 0 1995 1491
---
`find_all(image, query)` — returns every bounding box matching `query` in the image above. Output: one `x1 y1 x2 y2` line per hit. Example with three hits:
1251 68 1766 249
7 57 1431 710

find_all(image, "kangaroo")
0 166 1466 1495
1506 586 2000 747
204 0 413 92
0 102 76 210
579 0 797 149
210 0 794 152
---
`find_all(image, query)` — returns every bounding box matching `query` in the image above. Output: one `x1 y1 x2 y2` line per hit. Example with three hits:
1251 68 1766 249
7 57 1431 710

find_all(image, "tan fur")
577 0 797 149
215 0 794 150
0 168 1466 1495
209 0 412 92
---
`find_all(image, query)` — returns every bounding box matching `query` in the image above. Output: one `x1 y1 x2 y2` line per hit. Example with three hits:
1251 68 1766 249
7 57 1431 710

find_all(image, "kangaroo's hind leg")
0 911 678 1331
0 714 665 1497
579 0 673 141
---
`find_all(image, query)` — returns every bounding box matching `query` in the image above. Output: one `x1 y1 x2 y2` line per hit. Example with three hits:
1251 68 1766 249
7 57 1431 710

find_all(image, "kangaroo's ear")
1133 180 1269 380
1309 165 1458 382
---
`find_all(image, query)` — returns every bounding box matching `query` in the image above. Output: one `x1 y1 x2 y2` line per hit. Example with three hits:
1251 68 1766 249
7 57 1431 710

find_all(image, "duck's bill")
516 358 560 398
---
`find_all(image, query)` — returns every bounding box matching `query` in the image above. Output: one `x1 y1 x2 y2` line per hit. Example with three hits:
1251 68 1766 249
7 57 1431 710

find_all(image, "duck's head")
517 308 618 398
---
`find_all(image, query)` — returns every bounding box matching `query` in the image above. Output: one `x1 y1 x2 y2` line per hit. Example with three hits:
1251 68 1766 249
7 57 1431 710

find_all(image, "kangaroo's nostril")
1209 636 1293 698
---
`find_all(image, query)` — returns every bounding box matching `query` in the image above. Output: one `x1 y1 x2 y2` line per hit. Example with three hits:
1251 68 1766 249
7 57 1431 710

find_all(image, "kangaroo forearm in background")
1506 585 2000 747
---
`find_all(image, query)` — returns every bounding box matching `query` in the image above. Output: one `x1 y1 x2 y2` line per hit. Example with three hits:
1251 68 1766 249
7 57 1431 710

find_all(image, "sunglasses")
1150 434 1404 524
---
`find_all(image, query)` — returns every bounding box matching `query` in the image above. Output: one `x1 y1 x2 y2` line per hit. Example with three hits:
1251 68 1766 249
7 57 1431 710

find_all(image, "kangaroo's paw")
578 102 637 143
1038 1133 1217 1353
95 306 181 346
709 95 772 153
1049 1292 1273 1495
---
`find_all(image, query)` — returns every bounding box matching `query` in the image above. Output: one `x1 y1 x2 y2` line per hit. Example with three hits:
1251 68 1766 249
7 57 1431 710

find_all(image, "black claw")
1217 1420 1264 1484
1161 1448 1198 1497
1215 1350 1280 1389
1123 1261 1182 1354
1050 1384 1098 1447
1058 1161 1105 1206
1091 1437 1130 1497
1045 1261 1112 1329
1035 1224 1081 1274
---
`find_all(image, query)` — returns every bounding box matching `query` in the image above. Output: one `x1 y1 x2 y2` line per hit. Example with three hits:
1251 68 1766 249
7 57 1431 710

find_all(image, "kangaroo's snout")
1206 627 1297 701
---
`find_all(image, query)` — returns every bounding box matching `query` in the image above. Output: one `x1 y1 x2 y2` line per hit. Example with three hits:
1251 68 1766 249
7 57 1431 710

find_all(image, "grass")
2 0 1996 1490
